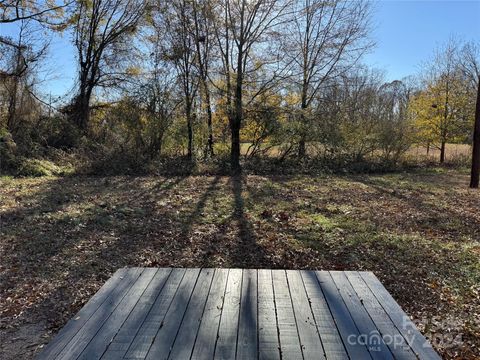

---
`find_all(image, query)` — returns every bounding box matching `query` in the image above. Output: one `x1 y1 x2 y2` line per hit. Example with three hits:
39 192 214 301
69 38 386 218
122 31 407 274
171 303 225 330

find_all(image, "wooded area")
1 0 479 179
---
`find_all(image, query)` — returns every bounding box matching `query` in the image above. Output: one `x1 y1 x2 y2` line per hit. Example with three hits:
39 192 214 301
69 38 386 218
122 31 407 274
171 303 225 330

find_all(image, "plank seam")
163 269 203 360
312 270 363 360
298 271 327 359
129 268 188 359
359 272 439 359
98 268 173 360
177 268 216 360
212 268 231 359
285 269 305 360
79 268 160 359
345 271 409 359
270 269 283 360
234 269 244 360
56 268 144 360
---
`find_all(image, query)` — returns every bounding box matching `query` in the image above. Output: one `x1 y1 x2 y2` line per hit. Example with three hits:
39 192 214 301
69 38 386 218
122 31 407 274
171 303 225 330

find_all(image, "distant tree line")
0 0 479 178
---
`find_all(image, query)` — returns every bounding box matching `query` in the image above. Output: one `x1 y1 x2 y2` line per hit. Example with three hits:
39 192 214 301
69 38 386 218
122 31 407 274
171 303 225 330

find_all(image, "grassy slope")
0 169 479 358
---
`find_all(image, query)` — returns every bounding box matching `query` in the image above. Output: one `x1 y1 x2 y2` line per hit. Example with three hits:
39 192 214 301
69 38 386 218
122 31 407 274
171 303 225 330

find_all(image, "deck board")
37 268 441 360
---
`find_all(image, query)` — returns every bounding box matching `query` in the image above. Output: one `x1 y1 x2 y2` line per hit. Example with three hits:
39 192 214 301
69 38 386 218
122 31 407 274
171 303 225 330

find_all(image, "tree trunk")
231 43 243 173
440 140 446 163
298 138 306 158
72 82 91 133
470 80 480 188
186 99 193 159
206 91 214 158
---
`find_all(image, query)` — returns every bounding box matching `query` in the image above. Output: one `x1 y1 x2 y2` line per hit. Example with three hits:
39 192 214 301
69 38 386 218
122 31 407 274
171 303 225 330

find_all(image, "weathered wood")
37 268 441 360
37 268 129 360
344 271 417 360
360 272 442 360
76 268 159 360
286 270 325 360
124 268 186 359
55 268 144 360
168 268 215 360
330 271 393 360
145 268 201 359
190 269 229 360
257 269 281 360
300 270 348 360
315 271 372 359
272 269 303 359
100 268 172 359
236 269 258 360
214 269 242 360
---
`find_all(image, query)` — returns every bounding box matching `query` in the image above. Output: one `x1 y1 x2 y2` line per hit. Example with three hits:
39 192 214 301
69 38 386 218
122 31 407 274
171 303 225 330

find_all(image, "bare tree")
287 0 372 158
212 0 290 172
70 0 147 132
156 0 199 159
191 0 215 158
0 0 69 23
471 80 480 188
0 19 48 135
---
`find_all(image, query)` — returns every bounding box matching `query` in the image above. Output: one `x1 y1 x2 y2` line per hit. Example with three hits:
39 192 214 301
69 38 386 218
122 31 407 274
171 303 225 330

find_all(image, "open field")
1 169 479 359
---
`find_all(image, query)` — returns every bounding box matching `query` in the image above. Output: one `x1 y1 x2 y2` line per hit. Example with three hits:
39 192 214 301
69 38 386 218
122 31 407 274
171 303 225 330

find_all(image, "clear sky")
1 0 479 98
365 0 480 80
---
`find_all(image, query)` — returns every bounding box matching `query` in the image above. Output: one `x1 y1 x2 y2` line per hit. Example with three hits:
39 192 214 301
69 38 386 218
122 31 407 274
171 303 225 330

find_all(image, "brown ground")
0 169 479 359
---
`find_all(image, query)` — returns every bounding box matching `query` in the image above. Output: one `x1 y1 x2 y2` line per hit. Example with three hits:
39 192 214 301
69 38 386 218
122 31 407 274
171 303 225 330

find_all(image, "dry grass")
0 169 479 359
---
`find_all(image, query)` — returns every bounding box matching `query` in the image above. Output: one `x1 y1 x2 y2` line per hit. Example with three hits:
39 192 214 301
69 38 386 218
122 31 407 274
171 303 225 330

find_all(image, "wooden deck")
37 268 441 360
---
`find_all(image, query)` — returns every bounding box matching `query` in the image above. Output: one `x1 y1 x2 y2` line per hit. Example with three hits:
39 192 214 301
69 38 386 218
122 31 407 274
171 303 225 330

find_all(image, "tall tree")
471 80 480 188
287 0 372 158
213 0 289 172
70 0 146 132
192 0 215 158
157 0 198 159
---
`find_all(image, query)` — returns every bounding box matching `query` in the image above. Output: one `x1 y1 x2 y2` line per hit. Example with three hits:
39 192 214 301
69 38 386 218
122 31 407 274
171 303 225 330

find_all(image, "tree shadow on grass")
228 175 269 268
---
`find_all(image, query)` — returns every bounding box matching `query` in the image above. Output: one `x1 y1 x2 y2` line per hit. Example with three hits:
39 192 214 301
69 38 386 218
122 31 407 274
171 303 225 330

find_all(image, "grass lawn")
0 169 479 359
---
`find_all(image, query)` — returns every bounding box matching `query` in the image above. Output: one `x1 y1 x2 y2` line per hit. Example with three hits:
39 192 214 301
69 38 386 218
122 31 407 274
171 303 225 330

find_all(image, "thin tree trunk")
186 99 193 159
298 138 306 158
205 90 214 157
440 140 446 163
470 80 480 188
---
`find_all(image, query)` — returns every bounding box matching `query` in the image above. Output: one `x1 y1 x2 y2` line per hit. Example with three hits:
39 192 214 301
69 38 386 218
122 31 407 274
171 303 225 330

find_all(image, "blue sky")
1 0 479 98
365 0 480 80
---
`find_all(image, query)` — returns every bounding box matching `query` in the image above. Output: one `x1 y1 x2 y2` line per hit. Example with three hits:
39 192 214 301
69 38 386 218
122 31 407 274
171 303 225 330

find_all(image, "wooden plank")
360 272 441 360
124 268 186 359
37 268 130 360
168 268 215 360
190 269 229 360
300 270 348 360
344 271 417 360
330 271 393 360
236 269 258 360
76 268 159 360
53 268 144 360
214 269 242 360
315 271 371 359
272 269 303 359
257 269 280 360
286 270 325 360
145 268 201 360
100 268 172 359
